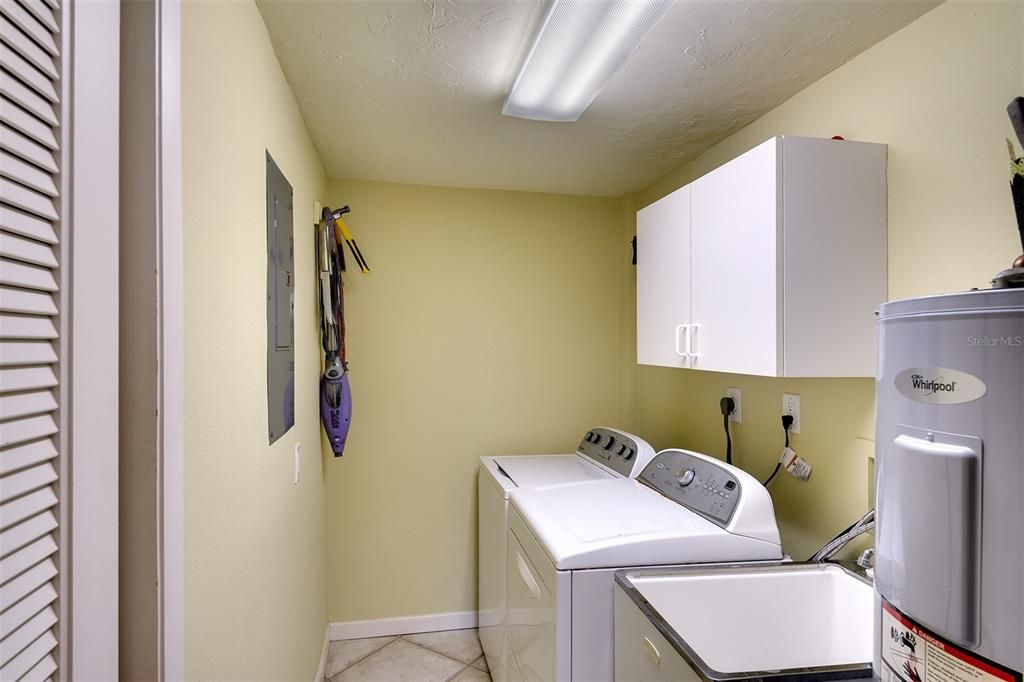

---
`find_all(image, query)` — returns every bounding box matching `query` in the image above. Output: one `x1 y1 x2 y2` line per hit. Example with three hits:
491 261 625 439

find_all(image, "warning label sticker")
880 601 1022 682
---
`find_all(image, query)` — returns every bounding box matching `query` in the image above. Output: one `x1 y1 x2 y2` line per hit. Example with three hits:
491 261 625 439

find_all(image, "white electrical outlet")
783 393 801 434
725 387 742 424
293 442 302 485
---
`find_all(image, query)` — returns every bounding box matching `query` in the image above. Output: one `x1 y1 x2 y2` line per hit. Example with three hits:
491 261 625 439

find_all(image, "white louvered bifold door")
0 0 64 679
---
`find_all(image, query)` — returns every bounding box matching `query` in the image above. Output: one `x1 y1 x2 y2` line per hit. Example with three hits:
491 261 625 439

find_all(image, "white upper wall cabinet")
691 139 780 375
637 185 691 368
637 136 887 377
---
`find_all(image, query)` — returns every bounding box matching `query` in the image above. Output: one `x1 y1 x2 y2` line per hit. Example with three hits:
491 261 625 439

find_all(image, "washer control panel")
638 450 740 526
577 427 640 477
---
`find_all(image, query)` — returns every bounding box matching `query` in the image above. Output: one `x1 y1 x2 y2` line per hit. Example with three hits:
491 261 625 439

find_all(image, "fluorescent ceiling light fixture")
503 0 673 122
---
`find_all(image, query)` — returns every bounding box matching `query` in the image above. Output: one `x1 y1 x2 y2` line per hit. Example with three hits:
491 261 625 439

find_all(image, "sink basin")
615 562 873 680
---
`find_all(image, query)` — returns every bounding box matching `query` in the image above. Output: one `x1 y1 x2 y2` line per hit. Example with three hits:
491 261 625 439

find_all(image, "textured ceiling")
258 0 938 197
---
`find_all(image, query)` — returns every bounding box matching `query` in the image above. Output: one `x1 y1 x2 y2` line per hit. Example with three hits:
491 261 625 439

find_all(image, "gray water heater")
874 287 1024 681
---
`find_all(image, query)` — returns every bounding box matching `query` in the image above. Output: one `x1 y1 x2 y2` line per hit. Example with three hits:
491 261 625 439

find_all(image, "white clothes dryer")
478 427 655 682
506 448 783 682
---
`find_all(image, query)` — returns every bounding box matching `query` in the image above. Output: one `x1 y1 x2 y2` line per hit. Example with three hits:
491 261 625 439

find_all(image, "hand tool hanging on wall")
317 205 370 456
1007 98 1024 260
332 205 371 274
995 97 1024 288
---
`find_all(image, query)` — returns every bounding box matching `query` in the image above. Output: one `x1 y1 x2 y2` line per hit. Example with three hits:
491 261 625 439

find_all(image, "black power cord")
719 397 736 465
763 414 795 486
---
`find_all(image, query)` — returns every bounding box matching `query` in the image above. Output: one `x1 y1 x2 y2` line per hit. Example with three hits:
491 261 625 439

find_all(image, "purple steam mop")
317 206 357 456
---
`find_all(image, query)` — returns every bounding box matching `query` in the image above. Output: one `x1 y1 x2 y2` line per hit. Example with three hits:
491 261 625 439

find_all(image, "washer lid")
510 479 782 570
493 454 613 488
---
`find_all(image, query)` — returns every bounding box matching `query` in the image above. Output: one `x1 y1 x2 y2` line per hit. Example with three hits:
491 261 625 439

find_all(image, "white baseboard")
329 611 478 641
315 624 330 681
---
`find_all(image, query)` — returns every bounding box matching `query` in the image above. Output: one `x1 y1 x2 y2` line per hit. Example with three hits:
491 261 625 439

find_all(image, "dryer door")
507 528 556 682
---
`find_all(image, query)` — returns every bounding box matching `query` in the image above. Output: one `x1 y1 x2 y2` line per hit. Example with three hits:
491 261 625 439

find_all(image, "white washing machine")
479 427 655 682
506 448 783 682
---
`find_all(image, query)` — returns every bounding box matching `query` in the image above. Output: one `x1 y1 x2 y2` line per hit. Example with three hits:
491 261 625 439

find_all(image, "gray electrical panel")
266 152 294 444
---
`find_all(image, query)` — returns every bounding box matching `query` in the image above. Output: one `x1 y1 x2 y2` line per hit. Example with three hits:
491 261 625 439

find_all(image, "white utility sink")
614 562 874 680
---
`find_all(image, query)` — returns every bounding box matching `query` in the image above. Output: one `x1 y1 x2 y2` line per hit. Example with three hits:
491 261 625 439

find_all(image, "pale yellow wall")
324 179 624 621
179 0 1024 645
627 0 1024 560
182 1 328 678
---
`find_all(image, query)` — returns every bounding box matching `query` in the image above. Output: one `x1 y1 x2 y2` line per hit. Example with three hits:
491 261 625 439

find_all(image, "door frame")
117 0 185 678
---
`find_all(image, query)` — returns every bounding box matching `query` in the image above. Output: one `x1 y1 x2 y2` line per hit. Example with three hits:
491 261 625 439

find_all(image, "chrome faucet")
856 548 875 570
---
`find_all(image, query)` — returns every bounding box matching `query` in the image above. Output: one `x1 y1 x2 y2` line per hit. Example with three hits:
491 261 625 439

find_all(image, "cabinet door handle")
674 324 691 364
689 324 700 365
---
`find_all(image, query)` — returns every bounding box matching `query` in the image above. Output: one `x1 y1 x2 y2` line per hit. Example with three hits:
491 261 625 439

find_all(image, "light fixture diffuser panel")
503 0 674 122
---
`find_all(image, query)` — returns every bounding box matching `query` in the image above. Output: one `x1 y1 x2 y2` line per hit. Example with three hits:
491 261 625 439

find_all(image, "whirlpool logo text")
895 367 987 405
909 375 957 395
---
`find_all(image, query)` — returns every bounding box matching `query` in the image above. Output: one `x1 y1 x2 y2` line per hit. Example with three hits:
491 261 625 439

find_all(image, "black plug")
720 397 736 465
763 414 795 488
781 414 794 449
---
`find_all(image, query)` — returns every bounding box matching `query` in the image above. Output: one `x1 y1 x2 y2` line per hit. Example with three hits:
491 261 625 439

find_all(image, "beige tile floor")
325 628 491 682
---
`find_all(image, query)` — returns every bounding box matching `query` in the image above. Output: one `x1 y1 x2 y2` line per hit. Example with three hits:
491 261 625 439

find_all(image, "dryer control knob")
603 436 616 451
676 470 695 487
617 444 627 456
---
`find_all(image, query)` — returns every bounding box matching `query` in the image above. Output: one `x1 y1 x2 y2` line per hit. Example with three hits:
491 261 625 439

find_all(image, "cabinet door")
614 588 701 681
636 185 691 367
691 140 780 376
